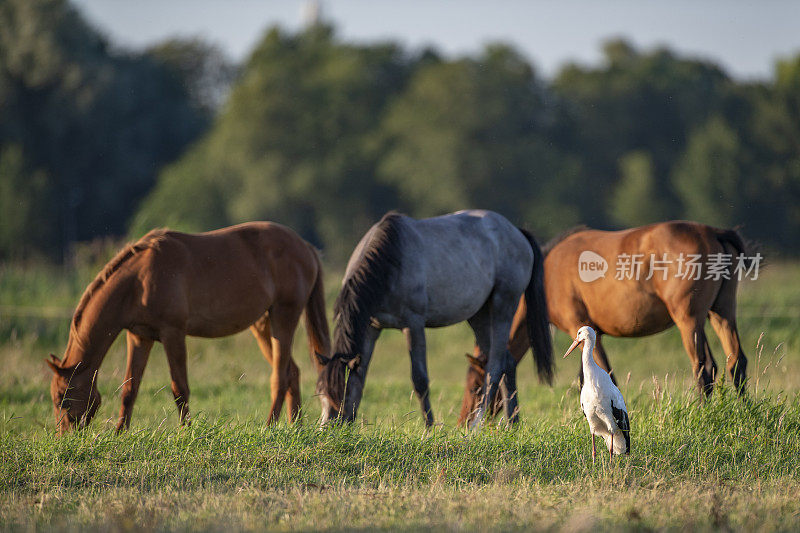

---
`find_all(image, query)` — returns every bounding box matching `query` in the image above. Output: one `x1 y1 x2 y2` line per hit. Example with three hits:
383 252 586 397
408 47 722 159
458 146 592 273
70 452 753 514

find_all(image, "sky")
72 0 800 80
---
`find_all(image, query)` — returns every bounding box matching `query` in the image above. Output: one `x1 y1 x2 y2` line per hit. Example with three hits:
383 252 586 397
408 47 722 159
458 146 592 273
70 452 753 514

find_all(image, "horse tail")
517 228 554 385
304 247 332 363
715 228 752 267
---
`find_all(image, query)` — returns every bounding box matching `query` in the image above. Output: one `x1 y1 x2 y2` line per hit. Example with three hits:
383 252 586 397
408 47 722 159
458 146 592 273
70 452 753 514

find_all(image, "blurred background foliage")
2 0 799 265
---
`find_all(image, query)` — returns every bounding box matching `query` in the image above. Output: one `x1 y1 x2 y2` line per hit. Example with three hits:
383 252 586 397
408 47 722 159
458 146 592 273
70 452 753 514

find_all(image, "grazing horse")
315 210 553 427
459 221 753 425
46 222 331 434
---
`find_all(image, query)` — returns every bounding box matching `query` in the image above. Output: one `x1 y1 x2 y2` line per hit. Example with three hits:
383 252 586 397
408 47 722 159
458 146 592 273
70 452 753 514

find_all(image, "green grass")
1 261 800 530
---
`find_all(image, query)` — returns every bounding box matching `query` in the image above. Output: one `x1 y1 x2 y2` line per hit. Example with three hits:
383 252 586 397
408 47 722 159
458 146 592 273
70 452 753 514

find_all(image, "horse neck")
332 293 372 360
63 281 127 373
333 327 360 358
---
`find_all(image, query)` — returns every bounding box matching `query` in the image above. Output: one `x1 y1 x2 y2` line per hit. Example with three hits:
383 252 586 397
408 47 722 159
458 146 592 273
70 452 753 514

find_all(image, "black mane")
542 225 591 256
333 212 405 355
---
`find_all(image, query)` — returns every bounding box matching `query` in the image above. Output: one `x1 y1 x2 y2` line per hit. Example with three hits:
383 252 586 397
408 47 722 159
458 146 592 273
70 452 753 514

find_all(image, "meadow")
1 257 799 531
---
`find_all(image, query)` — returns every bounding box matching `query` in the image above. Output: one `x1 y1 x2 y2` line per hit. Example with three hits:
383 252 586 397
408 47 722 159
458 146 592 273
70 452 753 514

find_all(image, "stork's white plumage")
564 326 630 459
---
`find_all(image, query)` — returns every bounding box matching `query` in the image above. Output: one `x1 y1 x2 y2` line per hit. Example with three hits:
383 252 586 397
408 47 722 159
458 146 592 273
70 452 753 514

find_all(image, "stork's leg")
591 433 596 463
610 433 616 469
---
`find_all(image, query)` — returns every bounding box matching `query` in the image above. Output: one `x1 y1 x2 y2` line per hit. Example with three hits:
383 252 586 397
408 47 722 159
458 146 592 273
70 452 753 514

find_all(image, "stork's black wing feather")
611 401 630 454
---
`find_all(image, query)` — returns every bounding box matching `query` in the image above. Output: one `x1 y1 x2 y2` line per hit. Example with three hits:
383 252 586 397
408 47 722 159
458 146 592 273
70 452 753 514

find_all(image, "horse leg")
462 296 526 425
251 314 300 422
467 304 493 427
284 359 301 422
500 348 519 423
250 314 273 365
338 324 381 422
162 328 191 425
708 312 747 393
116 331 154 433
265 303 304 424
507 295 530 363
496 296 526 421
708 280 748 393
483 291 519 425
404 323 433 427
673 316 717 397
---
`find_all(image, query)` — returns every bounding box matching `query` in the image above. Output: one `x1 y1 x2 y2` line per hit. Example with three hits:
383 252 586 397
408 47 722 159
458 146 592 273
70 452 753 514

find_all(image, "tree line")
2 0 799 263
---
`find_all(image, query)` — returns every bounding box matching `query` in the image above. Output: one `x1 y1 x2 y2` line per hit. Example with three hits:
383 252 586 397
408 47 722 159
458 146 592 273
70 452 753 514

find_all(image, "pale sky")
72 0 800 80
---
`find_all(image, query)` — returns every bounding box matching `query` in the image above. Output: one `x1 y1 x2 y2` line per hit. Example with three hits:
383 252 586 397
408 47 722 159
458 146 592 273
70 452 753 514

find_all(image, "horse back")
130 222 317 337
398 211 532 327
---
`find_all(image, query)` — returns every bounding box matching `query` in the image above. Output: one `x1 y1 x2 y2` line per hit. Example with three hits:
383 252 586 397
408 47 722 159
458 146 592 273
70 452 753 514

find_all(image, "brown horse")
47 222 330 434
459 221 753 425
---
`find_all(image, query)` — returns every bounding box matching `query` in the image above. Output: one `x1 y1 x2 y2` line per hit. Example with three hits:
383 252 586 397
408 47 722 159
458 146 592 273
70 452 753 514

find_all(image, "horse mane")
333 212 404 355
70 229 169 339
542 225 591 256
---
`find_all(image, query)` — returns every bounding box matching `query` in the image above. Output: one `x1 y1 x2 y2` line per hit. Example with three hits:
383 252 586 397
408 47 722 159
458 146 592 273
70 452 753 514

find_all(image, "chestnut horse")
47 222 330 434
459 221 753 425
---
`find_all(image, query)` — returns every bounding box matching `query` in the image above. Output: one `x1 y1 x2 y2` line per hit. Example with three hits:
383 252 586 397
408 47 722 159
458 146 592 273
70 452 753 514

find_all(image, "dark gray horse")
316 209 553 427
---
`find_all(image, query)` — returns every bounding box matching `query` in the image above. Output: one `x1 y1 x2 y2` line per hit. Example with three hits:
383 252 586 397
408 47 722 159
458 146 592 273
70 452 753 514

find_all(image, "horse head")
457 350 505 426
315 352 363 425
46 354 101 434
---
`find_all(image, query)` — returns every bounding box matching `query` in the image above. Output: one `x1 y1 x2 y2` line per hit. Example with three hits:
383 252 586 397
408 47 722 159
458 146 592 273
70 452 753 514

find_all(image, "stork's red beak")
563 338 582 358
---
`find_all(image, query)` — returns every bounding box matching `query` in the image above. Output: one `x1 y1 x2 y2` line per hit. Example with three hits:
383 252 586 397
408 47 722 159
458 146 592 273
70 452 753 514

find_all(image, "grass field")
1 258 800 531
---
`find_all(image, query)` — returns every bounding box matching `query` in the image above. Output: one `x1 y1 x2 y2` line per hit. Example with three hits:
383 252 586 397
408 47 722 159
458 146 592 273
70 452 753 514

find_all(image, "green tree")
146 39 237 113
133 25 415 257
0 0 207 257
673 116 743 228
379 45 581 236
743 55 800 246
0 145 53 257
553 39 732 226
611 150 667 227
129 141 230 237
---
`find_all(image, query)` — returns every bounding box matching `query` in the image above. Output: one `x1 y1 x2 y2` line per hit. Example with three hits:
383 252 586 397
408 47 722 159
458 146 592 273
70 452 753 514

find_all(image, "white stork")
564 326 630 460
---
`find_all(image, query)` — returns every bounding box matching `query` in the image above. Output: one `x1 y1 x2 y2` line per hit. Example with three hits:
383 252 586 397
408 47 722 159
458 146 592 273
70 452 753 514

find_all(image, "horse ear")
46 359 60 374
464 353 486 369
46 354 62 374
315 352 331 366
346 354 361 371
46 355 80 376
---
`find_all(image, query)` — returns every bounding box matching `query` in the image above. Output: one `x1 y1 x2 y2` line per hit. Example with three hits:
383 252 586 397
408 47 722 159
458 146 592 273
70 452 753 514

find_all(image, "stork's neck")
581 337 602 382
